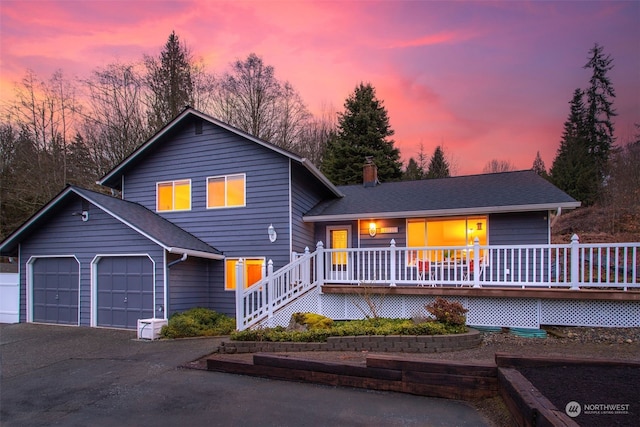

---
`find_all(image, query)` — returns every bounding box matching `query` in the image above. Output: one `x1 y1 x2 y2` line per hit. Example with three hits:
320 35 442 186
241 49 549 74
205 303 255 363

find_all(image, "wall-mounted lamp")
72 211 89 222
267 224 277 243
477 222 482 231
369 222 377 237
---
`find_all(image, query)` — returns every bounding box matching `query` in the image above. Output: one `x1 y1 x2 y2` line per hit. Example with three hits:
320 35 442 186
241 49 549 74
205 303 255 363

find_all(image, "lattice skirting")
258 293 640 329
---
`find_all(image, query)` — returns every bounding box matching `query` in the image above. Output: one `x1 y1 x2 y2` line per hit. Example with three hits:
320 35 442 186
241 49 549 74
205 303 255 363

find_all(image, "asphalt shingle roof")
305 170 580 219
72 187 222 256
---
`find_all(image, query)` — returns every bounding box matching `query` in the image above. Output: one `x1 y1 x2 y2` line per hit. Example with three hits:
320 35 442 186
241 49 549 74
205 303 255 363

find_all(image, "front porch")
235 235 640 331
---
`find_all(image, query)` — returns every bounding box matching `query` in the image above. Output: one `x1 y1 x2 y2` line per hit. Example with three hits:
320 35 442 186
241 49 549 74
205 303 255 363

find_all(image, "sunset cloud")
1 0 637 175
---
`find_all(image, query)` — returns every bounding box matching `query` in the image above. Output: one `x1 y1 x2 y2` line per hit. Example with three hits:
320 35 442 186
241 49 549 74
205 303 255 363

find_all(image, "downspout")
164 253 188 317
550 207 562 227
167 253 188 268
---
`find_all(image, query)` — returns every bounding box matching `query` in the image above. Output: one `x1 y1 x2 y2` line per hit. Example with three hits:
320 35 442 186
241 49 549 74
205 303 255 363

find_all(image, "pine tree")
532 151 547 178
145 31 194 131
584 43 616 181
550 88 599 205
321 83 402 185
425 146 450 179
403 158 424 181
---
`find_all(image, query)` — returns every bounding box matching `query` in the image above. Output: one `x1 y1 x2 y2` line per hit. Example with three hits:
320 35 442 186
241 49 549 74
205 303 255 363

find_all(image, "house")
3 107 636 331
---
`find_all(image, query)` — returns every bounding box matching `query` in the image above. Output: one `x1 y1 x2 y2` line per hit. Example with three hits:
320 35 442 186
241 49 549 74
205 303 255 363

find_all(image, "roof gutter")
303 202 582 222
168 247 224 260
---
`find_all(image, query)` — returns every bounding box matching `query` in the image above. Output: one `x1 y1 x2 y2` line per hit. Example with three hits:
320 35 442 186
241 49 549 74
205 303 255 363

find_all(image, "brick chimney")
363 157 378 187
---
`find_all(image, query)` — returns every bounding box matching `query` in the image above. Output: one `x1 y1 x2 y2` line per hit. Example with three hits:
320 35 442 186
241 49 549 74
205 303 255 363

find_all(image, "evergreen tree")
321 83 402 185
532 151 547 178
403 157 424 181
425 146 450 179
145 31 194 131
584 43 616 182
551 88 599 205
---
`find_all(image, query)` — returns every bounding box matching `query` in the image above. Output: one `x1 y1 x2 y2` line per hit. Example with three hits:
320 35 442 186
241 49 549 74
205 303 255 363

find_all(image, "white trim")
303 202 581 222
288 159 293 258
90 254 156 328
26 255 81 326
163 251 168 320
205 173 246 209
156 179 192 212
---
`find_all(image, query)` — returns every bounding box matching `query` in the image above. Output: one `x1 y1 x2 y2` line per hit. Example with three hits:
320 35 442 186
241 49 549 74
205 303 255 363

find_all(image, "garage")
96 256 154 329
31 257 80 325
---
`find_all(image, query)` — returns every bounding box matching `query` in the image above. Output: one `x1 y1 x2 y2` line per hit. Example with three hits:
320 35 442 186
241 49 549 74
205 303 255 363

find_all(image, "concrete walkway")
1 323 490 426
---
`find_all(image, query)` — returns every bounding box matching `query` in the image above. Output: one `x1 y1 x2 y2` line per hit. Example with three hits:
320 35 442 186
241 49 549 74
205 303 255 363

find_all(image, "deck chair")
417 260 435 286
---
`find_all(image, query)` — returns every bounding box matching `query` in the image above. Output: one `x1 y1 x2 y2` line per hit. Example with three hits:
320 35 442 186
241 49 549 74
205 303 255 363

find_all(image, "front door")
327 226 351 280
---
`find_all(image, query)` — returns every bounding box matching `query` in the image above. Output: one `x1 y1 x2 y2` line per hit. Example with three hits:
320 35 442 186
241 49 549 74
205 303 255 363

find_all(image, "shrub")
290 312 334 330
230 316 466 342
160 307 235 338
425 298 468 326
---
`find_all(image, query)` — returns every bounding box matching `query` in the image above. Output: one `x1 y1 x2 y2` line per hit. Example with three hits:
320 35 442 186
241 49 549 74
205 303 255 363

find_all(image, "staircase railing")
236 245 321 331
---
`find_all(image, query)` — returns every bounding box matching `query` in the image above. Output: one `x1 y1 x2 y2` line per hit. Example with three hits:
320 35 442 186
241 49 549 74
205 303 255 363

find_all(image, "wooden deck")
321 284 640 301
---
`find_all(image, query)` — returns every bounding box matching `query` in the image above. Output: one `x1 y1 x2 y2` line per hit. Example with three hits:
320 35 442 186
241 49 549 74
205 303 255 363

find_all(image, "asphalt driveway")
0 323 489 426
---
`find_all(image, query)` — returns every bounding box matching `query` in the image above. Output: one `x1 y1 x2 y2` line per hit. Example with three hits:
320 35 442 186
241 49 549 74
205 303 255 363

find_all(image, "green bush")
160 307 235 339
230 317 466 342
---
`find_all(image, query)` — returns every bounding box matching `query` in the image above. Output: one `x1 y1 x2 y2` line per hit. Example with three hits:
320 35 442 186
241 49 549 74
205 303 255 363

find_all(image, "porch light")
267 224 277 243
369 222 377 237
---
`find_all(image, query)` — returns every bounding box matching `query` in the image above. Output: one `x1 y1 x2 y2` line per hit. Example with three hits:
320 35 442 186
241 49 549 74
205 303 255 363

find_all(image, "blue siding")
167 256 227 315
291 163 329 254
488 212 549 245
18 195 165 326
123 119 292 270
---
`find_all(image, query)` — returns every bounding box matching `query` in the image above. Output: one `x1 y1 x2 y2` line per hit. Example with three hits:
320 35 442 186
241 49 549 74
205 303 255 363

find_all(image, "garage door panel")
32 258 79 325
97 256 154 329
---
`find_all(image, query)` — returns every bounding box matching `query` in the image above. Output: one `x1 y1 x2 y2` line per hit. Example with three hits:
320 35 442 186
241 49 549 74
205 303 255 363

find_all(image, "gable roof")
98 107 342 197
303 170 581 221
0 186 223 259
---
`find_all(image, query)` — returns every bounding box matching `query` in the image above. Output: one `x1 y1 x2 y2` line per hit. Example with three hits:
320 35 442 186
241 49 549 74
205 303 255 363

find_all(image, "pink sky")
1 0 638 175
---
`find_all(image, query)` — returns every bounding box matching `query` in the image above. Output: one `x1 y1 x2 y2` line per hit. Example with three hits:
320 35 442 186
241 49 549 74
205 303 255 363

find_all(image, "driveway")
1 323 489 426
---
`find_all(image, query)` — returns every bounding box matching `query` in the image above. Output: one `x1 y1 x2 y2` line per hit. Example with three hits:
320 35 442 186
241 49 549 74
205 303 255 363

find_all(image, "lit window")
225 258 264 290
407 217 487 260
207 174 246 208
156 180 191 211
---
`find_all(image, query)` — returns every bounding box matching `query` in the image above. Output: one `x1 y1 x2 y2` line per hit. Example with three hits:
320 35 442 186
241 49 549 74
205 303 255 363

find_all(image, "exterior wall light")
268 224 277 243
369 222 377 237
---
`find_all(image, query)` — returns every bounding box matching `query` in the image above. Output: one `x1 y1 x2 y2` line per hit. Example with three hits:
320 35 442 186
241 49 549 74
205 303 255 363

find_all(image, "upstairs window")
207 174 246 208
157 180 191 211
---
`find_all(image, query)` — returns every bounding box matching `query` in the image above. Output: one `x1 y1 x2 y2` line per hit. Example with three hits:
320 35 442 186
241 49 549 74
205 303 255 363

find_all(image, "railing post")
235 258 245 330
390 239 397 286
316 241 325 288
303 246 310 285
473 237 481 288
267 260 274 322
570 234 580 290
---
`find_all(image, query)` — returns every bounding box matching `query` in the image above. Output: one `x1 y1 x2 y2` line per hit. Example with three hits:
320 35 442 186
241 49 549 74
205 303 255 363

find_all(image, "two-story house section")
0 108 341 328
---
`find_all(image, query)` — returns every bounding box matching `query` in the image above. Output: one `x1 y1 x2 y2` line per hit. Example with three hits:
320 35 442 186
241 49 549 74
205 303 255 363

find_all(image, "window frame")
206 173 246 209
156 179 192 212
224 257 265 291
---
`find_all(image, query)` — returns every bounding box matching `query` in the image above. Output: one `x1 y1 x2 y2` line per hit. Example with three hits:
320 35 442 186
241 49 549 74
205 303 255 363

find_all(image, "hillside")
551 206 640 244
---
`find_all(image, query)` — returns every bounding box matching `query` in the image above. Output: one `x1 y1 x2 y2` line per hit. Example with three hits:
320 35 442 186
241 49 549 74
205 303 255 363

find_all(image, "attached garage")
30 257 80 325
96 256 154 329
1 186 223 330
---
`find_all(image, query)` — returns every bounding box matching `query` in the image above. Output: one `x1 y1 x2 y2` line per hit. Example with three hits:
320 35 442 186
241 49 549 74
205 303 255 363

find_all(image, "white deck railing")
235 247 320 331
236 236 639 330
